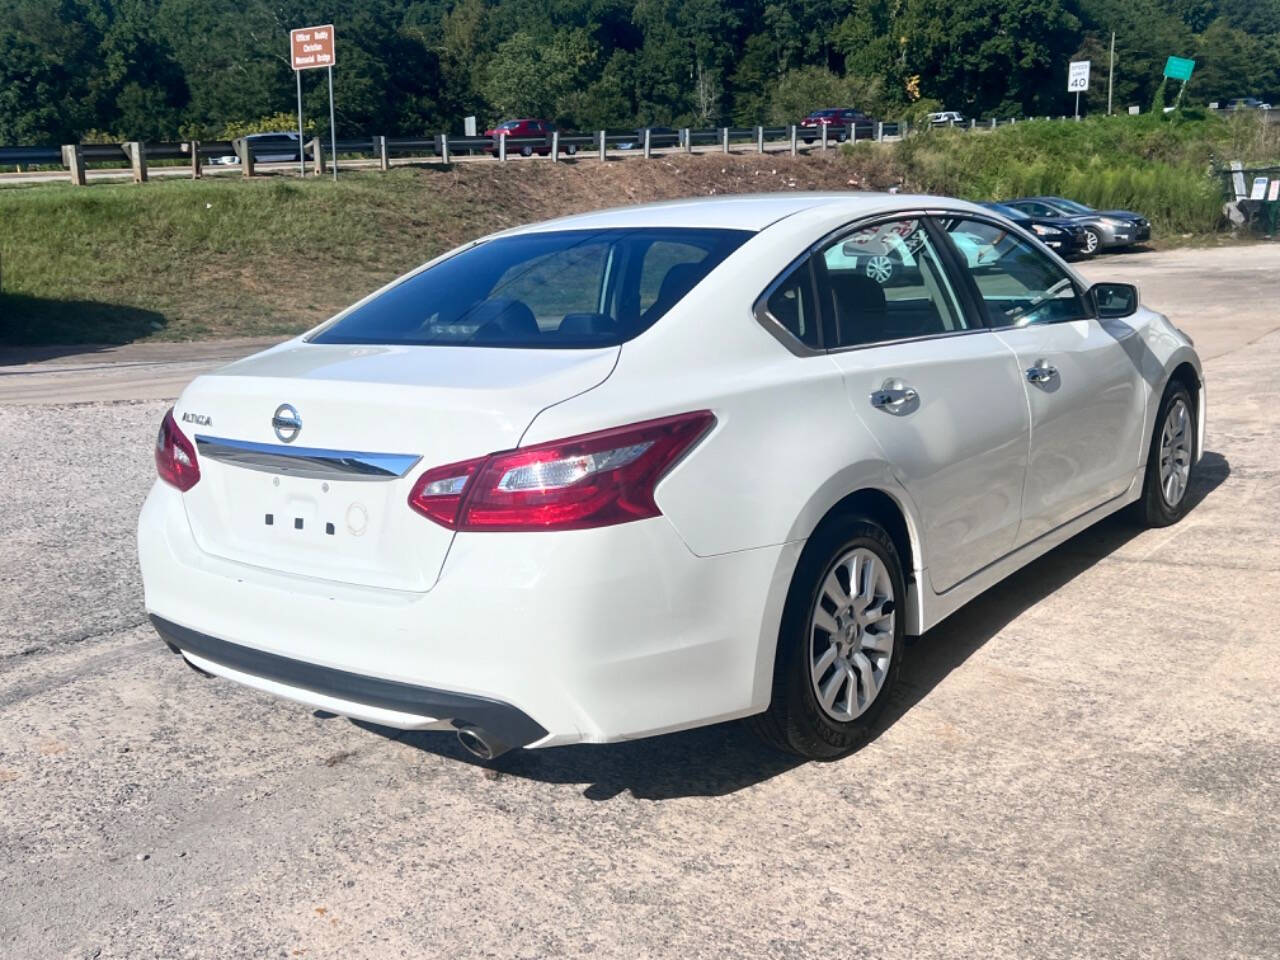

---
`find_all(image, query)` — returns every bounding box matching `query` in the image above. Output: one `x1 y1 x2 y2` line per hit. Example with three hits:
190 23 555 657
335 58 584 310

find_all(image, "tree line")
1 0 1277 145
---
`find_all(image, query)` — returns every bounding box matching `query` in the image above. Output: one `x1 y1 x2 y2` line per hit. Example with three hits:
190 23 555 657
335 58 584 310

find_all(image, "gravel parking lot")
1 245 1277 959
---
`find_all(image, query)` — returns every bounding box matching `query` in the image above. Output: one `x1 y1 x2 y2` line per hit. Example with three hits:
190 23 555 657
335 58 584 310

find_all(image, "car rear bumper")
138 481 799 747
150 614 549 746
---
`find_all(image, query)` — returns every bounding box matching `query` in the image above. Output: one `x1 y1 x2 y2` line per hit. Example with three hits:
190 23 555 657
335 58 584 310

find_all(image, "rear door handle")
869 381 920 410
1026 361 1058 384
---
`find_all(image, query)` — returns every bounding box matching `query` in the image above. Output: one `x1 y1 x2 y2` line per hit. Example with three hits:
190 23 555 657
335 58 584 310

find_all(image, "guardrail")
0 122 919 185
11 111 1266 185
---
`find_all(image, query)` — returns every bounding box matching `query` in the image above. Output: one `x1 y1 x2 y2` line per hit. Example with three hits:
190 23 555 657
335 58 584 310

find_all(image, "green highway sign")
1164 56 1195 82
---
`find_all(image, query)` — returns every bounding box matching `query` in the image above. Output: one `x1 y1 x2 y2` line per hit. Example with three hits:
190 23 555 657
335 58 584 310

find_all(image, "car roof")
503 192 988 234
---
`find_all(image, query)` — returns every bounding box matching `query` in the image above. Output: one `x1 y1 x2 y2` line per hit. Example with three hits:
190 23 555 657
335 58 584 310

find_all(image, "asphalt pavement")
0 244 1277 959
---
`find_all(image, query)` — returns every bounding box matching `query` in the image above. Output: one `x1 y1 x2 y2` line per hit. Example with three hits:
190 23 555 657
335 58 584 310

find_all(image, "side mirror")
1090 282 1139 319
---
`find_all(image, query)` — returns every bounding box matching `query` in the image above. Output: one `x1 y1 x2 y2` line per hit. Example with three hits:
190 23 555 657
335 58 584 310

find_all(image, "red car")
799 108 872 143
484 119 578 157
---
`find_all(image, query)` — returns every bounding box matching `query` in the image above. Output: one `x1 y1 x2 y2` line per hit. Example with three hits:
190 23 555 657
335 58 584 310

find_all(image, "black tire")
1133 381 1196 527
566 145 577 156
520 145 533 157
1082 228 1102 256
749 515 906 760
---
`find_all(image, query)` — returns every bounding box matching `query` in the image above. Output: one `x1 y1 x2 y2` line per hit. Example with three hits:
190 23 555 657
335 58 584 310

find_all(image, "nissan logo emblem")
272 403 302 443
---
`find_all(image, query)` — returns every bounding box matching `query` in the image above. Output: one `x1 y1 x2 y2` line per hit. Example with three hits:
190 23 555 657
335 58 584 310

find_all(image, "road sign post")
1068 60 1091 118
291 24 337 180
1163 57 1195 111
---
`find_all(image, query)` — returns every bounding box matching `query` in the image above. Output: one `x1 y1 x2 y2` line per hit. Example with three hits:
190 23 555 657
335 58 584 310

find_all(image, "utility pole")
1108 31 1116 116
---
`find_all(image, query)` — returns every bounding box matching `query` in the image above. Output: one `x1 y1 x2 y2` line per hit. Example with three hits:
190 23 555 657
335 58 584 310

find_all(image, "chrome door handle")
869 383 919 410
1026 362 1058 384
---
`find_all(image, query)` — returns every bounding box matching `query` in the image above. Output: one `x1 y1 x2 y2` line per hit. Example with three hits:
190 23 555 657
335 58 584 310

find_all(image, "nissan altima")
139 194 1203 761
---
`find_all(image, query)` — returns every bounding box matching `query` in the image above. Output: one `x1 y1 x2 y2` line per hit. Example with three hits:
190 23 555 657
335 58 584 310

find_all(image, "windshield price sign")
1067 61 1091 93
291 24 335 70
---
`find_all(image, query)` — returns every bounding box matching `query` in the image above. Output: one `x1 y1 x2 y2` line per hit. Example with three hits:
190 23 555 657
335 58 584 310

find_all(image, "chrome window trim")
194 436 422 482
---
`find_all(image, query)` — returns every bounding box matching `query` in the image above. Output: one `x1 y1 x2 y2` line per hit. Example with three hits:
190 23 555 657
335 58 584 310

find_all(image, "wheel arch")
804 485 926 637
1166 360 1203 459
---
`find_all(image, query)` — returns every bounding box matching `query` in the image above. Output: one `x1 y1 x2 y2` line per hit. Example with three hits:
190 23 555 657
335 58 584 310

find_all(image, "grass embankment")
0 156 871 344
855 110 1278 237
0 112 1273 345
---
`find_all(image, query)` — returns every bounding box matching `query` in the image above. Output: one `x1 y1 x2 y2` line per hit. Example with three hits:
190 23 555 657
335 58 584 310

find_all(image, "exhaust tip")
456 724 511 761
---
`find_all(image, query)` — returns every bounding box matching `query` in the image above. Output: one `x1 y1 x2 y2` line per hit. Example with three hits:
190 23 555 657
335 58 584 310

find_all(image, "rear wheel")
1133 381 1196 527
750 517 905 759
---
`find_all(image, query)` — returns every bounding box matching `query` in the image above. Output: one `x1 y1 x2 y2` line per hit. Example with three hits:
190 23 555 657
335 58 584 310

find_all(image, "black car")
1006 196 1151 253
980 202 1091 257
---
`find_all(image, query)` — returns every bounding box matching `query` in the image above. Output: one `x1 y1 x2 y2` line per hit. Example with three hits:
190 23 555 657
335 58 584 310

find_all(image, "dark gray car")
1006 196 1151 254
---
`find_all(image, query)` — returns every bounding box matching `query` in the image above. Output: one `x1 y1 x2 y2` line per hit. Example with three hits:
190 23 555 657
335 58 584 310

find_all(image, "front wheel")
1133 381 1196 527
749 517 905 759
1082 228 1101 255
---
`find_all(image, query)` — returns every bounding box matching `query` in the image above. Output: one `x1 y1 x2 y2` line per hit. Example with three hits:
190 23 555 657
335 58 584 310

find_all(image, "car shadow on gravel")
364 451 1229 801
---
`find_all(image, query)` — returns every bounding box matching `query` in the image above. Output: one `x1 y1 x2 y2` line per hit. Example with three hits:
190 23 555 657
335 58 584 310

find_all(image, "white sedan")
139 193 1204 761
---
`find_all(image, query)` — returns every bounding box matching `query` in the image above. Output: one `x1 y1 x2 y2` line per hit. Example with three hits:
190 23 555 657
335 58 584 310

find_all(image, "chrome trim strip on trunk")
194 435 421 481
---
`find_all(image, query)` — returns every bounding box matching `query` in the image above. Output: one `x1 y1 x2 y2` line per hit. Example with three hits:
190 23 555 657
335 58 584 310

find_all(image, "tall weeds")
847 112 1277 236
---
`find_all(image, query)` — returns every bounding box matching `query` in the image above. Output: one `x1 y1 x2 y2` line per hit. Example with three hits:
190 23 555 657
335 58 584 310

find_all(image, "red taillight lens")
407 411 716 532
155 408 200 491
406 457 484 528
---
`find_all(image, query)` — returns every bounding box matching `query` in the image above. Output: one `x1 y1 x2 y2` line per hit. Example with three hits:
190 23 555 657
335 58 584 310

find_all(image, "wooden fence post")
189 140 201 179
123 141 147 183
61 145 86 186
234 137 254 177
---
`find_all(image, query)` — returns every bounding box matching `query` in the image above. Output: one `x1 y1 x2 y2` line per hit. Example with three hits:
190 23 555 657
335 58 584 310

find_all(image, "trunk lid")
175 341 618 592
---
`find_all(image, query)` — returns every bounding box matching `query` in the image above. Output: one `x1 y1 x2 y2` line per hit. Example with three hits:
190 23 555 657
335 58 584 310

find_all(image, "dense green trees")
0 0 1276 144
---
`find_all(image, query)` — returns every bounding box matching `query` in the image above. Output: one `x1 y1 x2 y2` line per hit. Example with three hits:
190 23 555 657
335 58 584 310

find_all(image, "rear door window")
816 218 968 347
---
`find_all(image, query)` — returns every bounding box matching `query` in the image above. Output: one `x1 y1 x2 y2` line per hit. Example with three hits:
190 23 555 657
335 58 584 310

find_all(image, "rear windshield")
310 227 751 348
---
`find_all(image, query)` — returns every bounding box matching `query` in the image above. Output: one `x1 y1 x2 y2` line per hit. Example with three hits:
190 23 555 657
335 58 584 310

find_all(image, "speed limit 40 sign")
1068 60 1091 93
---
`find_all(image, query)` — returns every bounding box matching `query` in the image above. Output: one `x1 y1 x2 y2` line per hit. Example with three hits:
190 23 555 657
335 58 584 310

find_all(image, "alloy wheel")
865 256 895 283
1083 229 1100 254
808 547 895 723
1159 397 1192 506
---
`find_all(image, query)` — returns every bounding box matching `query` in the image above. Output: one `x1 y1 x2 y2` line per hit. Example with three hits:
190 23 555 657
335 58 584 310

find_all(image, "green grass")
2 113 1274 346
848 111 1278 236
0 171 486 344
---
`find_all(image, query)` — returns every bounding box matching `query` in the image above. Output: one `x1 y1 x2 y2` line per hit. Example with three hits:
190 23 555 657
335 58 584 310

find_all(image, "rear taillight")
408 411 716 532
155 408 200 491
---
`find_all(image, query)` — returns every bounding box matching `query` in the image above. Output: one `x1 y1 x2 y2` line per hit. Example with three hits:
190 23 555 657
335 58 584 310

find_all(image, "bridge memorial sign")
290 25 338 180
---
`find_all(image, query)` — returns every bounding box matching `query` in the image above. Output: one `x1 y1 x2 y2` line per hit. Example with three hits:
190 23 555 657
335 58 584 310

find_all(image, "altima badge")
272 403 302 443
